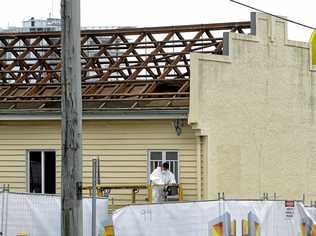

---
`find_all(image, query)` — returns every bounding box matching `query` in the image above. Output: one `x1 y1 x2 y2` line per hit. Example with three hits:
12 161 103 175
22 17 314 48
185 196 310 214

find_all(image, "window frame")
26 149 56 194
147 150 180 183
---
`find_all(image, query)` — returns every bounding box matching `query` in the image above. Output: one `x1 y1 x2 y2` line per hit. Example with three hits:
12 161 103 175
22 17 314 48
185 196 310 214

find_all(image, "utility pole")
61 0 82 235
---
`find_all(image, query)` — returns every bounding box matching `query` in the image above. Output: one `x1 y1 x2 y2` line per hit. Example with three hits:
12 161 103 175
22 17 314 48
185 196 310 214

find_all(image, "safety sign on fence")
113 200 316 236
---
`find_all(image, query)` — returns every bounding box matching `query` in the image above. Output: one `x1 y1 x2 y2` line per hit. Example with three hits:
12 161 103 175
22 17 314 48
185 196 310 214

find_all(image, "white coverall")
149 167 176 203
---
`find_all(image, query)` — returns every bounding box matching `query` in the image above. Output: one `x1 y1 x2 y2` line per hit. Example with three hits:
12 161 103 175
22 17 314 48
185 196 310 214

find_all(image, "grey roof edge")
0 108 189 121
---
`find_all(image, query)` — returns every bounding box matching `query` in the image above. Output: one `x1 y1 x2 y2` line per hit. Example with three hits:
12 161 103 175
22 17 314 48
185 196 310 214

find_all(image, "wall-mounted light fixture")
172 119 184 136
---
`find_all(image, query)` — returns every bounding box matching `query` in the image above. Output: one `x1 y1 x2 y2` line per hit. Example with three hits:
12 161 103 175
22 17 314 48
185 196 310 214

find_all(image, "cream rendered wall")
189 12 316 201
0 119 197 205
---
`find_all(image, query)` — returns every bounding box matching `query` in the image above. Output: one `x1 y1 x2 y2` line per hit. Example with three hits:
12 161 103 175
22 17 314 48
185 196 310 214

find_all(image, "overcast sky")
0 0 315 41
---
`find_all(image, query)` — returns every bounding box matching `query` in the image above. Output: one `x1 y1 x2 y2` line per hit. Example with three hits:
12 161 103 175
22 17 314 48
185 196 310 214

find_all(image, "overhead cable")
230 0 315 30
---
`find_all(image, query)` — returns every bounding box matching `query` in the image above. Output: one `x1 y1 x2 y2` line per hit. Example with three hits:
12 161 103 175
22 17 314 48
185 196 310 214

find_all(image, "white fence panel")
0 192 107 236
113 200 316 236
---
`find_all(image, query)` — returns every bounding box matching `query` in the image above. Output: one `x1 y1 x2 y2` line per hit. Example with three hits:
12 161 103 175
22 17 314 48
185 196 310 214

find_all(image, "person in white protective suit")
149 162 176 203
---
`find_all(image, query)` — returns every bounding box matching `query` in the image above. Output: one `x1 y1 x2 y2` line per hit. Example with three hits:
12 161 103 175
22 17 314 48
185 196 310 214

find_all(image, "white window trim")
26 149 55 194
147 150 180 183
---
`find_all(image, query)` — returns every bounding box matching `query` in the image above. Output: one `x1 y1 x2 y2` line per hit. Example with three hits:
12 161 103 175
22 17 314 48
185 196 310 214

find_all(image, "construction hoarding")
0 192 108 236
113 200 316 236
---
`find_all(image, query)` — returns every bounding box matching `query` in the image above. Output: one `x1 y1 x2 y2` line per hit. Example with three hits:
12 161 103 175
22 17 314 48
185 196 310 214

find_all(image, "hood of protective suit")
150 167 176 185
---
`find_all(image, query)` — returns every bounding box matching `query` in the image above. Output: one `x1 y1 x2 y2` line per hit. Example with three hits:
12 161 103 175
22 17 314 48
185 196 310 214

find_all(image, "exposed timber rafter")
0 21 250 110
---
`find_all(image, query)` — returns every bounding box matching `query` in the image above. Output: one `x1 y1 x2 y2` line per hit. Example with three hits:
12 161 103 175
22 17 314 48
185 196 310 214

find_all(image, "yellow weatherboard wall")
311 30 316 65
0 119 198 207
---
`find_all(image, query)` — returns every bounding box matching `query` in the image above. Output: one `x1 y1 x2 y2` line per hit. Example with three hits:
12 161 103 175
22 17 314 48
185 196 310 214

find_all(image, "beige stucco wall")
189 12 316 201
0 119 198 206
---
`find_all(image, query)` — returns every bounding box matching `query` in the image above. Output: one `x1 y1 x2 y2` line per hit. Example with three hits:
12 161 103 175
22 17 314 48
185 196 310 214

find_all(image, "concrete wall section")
189 12 316 201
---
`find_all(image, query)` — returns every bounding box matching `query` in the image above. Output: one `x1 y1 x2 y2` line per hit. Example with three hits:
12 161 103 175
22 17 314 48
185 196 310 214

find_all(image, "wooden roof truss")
0 21 250 111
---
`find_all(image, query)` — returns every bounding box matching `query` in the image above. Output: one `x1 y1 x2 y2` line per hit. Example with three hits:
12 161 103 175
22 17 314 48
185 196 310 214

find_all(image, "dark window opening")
44 151 56 194
28 150 56 194
31 17 35 27
29 151 42 193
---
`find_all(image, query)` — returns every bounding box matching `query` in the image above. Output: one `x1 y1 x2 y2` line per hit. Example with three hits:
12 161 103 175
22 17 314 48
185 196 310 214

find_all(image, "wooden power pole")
61 0 83 235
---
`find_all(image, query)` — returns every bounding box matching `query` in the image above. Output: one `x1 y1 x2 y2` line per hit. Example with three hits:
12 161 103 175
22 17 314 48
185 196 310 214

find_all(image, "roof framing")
0 21 250 111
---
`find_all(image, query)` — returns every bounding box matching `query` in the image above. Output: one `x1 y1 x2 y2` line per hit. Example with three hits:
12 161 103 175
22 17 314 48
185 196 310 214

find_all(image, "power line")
230 0 315 30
